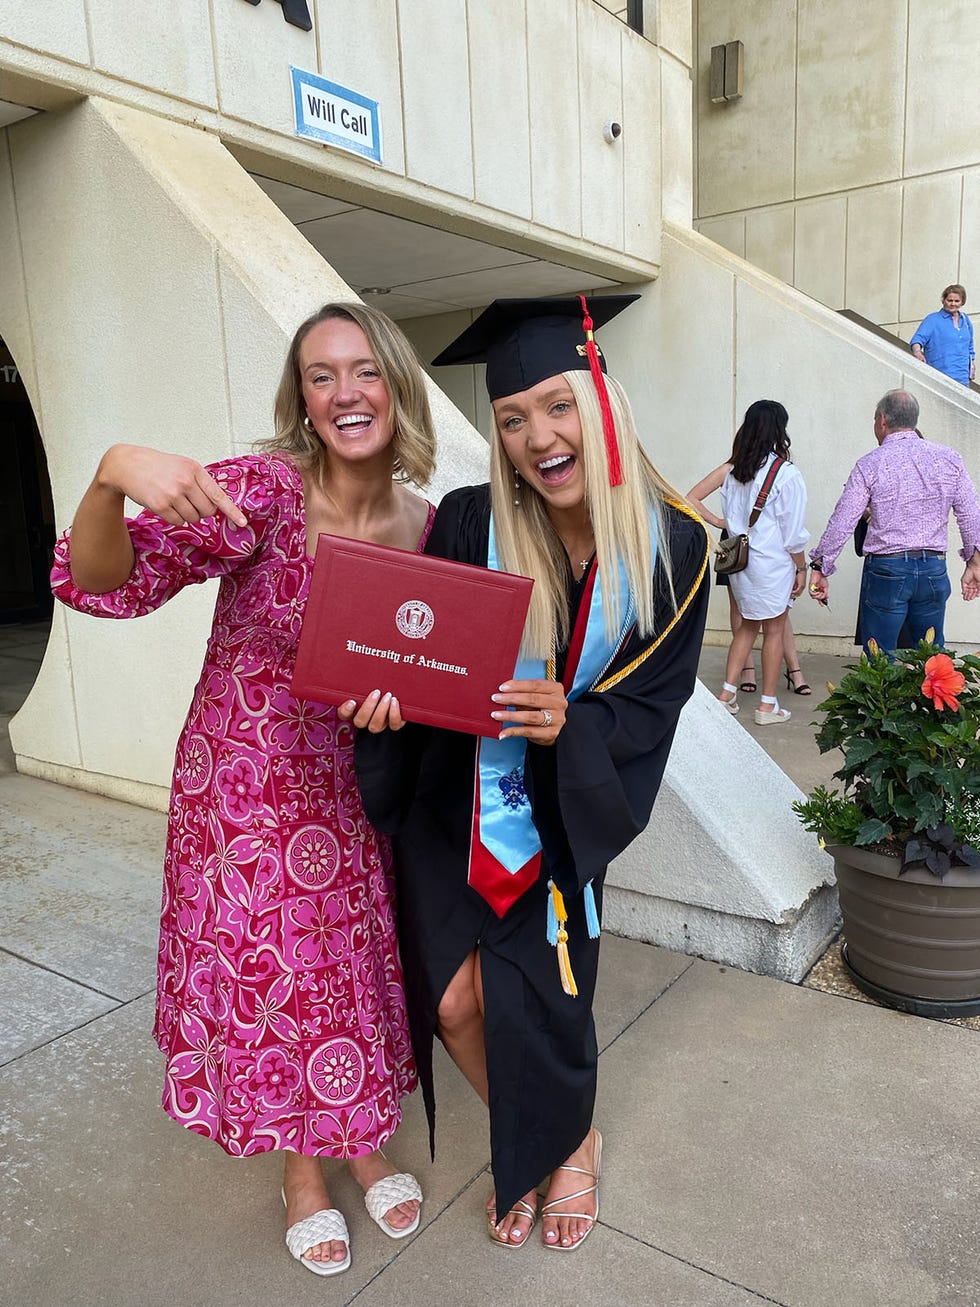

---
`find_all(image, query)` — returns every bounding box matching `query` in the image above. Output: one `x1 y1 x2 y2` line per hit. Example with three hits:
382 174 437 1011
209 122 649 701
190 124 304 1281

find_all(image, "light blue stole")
470 514 653 905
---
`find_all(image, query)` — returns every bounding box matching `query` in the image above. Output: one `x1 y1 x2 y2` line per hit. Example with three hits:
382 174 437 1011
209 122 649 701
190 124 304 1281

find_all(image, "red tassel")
578 294 623 487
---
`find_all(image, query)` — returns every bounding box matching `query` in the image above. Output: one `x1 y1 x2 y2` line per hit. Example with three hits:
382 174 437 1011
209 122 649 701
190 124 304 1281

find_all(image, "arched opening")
0 337 53 767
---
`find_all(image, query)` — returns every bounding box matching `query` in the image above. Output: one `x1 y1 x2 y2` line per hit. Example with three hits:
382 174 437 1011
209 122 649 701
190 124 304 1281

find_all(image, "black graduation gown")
355 484 709 1220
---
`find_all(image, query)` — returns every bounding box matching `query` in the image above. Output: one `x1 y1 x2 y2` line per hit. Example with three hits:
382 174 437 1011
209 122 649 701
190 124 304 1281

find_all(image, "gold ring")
541 708 553 728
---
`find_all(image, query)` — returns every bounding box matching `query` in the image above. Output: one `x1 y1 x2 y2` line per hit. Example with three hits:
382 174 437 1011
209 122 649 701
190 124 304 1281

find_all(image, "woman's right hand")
97 444 247 528
68 444 245 593
337 690 405 732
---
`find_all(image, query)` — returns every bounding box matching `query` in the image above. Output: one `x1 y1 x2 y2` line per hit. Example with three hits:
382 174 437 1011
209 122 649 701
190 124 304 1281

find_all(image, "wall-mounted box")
710 41 743 103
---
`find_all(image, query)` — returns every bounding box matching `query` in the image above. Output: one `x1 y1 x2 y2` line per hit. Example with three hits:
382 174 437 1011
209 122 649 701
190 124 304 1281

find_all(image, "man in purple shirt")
808 389 980 652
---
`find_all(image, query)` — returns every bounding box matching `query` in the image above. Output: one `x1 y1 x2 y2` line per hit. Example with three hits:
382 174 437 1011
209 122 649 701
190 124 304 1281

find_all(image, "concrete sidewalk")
3 629 979 1307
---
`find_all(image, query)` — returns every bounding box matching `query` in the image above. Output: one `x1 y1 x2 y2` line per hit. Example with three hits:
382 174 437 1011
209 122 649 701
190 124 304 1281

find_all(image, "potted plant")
794 637 980 1017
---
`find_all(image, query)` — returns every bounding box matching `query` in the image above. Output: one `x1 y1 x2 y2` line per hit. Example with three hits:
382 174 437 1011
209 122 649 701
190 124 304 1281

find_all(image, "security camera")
603 120 622 143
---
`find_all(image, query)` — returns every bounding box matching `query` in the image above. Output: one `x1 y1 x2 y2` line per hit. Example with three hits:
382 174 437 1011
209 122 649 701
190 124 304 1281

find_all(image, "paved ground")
695 639 849 797
3 624 979 1307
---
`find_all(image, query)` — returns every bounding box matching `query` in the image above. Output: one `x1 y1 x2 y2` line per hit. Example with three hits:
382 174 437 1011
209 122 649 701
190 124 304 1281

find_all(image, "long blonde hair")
490 370 681 658
262 302 436 488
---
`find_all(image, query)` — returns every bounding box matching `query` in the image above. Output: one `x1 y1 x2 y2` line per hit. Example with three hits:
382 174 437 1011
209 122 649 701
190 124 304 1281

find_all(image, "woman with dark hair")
688 470 811 697
714 400 808 724
50 303 435 1277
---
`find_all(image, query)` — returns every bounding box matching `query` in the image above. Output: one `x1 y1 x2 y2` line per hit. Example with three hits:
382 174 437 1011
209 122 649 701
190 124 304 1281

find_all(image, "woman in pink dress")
51 303 434 1276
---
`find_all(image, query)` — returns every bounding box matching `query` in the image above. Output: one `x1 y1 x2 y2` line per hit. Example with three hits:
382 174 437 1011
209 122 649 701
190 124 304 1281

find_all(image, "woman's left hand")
337 690 405 732
791 567 807 599
491 679 567 745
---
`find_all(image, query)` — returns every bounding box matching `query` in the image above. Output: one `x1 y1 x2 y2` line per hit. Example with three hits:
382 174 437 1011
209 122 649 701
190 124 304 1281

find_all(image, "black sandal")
785 668 812 696
739 665 757 693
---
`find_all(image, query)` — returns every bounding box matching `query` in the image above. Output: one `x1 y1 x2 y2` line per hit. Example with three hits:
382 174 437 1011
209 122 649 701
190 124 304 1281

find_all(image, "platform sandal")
754 694 791 725
718 681 739 715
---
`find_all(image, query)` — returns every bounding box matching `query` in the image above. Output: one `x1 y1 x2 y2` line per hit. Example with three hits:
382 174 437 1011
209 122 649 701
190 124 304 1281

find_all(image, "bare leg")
722 619 761 705
758 611 789 707
282 1153 348 1266
781 618 810 693
437 950 488 1102
438 952 536 1245
729 590 756 688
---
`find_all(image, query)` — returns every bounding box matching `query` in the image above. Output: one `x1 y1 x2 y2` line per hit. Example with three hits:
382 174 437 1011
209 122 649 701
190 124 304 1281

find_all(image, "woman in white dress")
715 401 808 725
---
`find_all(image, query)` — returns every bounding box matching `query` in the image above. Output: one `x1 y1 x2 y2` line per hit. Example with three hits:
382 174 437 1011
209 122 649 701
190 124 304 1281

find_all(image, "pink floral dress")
51 454 426 1157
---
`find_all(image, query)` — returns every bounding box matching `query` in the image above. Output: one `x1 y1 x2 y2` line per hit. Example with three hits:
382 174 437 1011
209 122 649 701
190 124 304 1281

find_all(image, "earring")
303 415 314 432
513 467 521 506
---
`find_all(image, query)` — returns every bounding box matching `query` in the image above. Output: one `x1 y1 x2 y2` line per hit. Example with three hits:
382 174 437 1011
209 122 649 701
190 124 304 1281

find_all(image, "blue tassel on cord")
546 879 559 945
583 881 600 939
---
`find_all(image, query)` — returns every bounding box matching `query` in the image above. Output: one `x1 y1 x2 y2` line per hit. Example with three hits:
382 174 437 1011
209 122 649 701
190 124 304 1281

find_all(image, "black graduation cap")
432 294 640 486
431 294 639 401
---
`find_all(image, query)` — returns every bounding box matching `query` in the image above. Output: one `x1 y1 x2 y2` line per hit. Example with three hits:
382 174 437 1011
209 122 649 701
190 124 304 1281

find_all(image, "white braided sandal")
363 1170 423 1239
281 1190 351 1276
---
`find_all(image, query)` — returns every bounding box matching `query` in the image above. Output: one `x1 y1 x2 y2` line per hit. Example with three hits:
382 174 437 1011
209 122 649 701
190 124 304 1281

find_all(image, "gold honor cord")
550 881 578 997
594 500 710 693
542 502 709 995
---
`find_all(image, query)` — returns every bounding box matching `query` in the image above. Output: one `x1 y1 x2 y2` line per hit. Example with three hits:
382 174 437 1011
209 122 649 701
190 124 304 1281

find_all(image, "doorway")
0 339 53 624
0 338 53 770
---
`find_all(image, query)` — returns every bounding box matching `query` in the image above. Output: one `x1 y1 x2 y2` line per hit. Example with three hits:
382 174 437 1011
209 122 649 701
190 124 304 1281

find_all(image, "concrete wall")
0 7 846 981
620 224 980 650
415 225 980 652
4 97 486 806
0 0 666 285
694 0 980 339
0 0 688 801
1 93 840 986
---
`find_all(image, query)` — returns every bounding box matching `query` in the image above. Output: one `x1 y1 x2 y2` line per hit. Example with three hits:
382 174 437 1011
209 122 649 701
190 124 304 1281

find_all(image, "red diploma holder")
291 534 534 737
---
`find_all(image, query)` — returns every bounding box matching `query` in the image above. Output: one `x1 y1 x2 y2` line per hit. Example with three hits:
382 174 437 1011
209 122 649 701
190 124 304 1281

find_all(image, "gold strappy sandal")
541 1128 602 1252
486 1195 537 1248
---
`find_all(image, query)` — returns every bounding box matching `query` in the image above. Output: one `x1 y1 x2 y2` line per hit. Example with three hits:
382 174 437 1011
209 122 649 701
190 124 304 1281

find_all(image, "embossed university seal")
395 600 435 639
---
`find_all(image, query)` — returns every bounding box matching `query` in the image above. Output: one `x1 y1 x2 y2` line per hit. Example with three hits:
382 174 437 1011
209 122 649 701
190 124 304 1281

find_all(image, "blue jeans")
858 553 951 654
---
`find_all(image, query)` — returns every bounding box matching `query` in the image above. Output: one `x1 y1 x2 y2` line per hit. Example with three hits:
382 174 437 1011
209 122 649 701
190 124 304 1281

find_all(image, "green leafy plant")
948 793 980 847
793 639 980 878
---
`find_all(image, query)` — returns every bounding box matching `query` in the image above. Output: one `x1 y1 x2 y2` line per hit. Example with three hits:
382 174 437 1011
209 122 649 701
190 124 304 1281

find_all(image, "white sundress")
720 455 809 621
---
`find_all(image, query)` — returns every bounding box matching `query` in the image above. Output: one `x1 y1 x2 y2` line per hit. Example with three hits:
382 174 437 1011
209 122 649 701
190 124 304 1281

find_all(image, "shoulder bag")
713 457 786 576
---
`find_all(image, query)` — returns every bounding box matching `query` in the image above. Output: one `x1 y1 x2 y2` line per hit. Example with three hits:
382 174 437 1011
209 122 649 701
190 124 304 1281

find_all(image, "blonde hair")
490 370 681 658
262 302 436 488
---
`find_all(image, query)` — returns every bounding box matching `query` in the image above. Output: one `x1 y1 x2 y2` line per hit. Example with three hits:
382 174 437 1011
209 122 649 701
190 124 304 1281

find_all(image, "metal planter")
828 843 980 1018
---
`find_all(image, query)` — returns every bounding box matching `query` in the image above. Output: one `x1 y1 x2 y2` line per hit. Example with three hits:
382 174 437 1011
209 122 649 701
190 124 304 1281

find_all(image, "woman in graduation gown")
346 296 710 1252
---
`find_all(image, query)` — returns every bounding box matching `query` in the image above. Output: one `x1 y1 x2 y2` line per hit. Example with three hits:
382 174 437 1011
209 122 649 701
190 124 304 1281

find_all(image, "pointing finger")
197 470 248 528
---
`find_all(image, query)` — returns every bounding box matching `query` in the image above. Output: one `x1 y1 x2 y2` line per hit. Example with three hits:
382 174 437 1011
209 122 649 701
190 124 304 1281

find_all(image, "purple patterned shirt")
811 430 980 576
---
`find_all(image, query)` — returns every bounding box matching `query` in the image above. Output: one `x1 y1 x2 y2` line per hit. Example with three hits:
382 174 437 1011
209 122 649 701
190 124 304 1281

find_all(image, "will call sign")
242 0 312 32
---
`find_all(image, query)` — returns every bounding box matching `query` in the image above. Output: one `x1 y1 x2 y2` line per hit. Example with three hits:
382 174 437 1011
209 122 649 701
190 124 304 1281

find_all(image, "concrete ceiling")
251 174 617 320
0 99 37 128
0 105 614 320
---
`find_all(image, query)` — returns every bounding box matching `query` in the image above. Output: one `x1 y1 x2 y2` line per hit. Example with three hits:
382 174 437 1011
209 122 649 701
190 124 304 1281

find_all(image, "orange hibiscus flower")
921 653 966 711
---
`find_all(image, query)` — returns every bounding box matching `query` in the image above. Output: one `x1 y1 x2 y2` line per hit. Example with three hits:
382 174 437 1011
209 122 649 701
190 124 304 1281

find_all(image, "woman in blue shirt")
910 285 975 386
